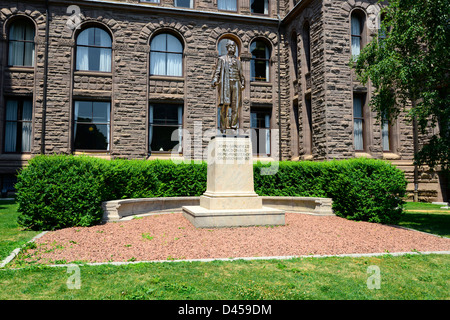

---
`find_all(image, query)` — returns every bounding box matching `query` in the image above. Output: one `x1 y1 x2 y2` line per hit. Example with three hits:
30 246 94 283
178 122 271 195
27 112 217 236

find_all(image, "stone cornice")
49 0 279 26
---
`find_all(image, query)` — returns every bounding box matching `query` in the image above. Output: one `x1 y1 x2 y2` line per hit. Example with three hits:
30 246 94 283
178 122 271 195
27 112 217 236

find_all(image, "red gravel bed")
24 213 450 264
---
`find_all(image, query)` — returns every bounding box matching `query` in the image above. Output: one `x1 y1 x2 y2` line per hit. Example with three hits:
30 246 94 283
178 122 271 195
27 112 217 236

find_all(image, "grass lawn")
400 202 450 238
0 254 449 300
0 200 39 261
0 200 449 300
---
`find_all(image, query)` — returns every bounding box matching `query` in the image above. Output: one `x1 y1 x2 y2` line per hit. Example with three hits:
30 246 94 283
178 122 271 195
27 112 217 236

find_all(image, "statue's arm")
212 58 222 87
239 60 245 89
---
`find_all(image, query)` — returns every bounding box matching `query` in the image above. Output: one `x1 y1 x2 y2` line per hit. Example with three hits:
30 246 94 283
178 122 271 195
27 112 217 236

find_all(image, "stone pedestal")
182 135 285 228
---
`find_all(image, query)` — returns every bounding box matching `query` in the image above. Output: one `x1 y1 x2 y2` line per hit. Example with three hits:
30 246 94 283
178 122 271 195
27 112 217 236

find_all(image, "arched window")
353 94 365 151
8 19 35 67
302 21 311 73
76 27 112 72
250 39 270 82
150 33 183 77
351 11 365 59
217 38 239 56
290 32 298 79
378 13 390 47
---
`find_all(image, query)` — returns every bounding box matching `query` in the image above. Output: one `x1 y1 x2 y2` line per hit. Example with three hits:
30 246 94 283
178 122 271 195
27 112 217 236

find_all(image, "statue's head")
225 40 236 55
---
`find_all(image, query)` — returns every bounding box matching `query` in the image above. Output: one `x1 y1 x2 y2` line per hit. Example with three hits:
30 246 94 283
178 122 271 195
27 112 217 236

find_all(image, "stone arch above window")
138 20 192 49
1 9 44 40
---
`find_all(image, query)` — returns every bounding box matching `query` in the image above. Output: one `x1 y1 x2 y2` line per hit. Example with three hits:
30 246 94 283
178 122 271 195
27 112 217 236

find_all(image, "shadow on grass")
398 213 450 238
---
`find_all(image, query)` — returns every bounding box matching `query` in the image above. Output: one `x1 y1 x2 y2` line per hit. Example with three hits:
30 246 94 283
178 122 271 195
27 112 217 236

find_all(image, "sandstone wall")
0 0 443 201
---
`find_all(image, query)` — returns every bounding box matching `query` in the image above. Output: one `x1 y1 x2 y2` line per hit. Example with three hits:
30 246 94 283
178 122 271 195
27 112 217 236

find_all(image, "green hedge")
254 159 407 224
15 155 407 230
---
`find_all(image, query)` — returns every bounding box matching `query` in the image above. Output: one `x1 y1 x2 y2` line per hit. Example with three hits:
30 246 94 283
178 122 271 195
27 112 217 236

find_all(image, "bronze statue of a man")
212 41 245 133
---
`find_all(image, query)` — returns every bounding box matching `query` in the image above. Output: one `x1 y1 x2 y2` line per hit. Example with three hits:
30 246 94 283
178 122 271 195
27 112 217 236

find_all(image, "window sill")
140 1 160 5
252 156 276 162
218 9 238 13
149 75 184 81
383 152 401 160
0 154 32 161
74 151 111 159
251 13 270 17
250 81 272 86
148 153 184 160
5 66 34 73
355 152 372 158
74 71 112 77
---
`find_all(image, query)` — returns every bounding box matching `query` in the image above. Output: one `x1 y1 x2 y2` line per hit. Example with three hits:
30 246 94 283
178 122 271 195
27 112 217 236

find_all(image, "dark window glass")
149 104 183 153
305 97 313 151
251 0 268 15
4 99 33 153
353 95 364 151
382 113 391 151
1 175 17 196
291 33 298 79
74 101 110 150
250 108 271 156
303 22 311 72
175 0 192 8
250 40 270 82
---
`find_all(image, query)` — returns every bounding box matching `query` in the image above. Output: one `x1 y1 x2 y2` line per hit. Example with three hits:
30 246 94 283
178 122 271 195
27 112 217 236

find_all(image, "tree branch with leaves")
353 0 449 200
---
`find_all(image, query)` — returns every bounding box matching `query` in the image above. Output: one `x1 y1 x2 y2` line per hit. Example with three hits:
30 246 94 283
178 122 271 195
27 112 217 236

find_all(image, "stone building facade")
0 0 445 201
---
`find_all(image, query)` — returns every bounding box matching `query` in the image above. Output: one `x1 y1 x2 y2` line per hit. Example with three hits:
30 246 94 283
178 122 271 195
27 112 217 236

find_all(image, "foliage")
15 155 407 230
15 155 207 230
255 159 408 224
353 0 450 174
15 155 109 230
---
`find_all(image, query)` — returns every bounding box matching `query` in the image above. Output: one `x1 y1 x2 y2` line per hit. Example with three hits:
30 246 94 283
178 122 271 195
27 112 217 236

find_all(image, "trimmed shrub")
15 155 109 230
255 159 407 224
15 155 407 230
323 159 407 224
15 155 207 230
102 159 207 199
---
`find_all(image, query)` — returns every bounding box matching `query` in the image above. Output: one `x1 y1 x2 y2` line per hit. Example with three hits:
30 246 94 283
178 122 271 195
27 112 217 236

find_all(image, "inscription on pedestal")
215 140 251 163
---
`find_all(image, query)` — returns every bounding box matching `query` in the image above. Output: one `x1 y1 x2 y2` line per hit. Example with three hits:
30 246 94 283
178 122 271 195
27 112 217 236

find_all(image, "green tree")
353 0 449 200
